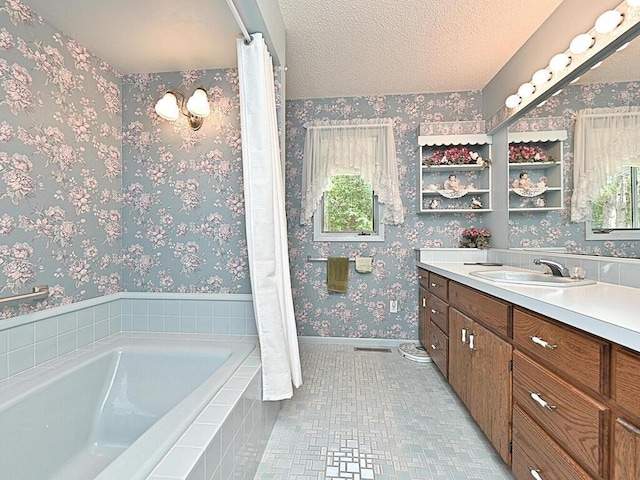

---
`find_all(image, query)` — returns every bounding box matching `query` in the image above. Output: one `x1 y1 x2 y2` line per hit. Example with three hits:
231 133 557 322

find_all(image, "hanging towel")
327 257 349 293
355 256 373 273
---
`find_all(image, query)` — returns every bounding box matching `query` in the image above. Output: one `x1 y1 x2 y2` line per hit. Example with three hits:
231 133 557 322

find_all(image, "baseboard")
297 336 414 347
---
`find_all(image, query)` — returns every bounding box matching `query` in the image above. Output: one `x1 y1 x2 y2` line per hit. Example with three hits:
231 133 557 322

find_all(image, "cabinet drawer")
418 268 429 290
427 293 448 334
612 346 640 417
513 406 593 480
448 282 509 337
513 308 607 394
513 351 608 477
427 272 448 300
427 321 448 379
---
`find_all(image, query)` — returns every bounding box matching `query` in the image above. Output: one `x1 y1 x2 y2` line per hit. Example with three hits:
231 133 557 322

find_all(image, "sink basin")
469 270 596 287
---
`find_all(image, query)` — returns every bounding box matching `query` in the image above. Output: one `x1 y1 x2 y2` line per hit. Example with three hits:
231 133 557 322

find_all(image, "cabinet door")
418 286 428 349
449 308 473 407
613 417 640 480
472 319 513 464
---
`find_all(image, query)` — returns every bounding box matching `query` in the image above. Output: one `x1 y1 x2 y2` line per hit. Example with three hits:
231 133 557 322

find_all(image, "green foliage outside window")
323 174 374 232
591 167 633 229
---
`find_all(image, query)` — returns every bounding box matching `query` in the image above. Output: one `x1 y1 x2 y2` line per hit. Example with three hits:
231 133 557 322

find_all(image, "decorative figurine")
517 171 533 189
444 174 461 191
471 197 483 209
428 199 441 209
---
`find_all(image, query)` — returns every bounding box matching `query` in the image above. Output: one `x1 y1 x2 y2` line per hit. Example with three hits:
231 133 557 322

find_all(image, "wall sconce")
155 88 211 131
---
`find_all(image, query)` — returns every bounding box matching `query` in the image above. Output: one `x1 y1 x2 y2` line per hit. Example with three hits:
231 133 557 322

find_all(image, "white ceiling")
19 0 639 100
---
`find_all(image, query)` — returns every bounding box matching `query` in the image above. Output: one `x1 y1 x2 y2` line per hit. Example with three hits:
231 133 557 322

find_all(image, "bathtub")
0 333 257 480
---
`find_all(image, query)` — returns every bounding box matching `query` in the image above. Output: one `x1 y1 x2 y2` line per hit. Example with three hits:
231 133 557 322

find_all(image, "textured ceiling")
21 0 241 74
277 0 565 99
18 0 639 100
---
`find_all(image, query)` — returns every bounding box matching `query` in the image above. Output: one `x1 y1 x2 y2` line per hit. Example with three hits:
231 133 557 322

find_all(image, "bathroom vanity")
417 263 640 480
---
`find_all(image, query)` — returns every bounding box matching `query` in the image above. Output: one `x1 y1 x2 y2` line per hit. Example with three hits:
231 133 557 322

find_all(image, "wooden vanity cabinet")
449 308 512 463
611 346 640 480
418 268 450 378
417 267 640 480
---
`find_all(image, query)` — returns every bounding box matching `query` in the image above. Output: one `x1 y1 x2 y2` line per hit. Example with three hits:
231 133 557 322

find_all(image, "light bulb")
186 88 211 117
532 69 551 86
595 10 623 34
505 94 521 109
517 83 536 98
549 53 571 72
155 92 180 121
569 34 595 54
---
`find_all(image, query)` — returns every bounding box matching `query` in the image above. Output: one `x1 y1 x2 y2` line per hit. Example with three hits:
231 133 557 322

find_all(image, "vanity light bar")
505 1 635 110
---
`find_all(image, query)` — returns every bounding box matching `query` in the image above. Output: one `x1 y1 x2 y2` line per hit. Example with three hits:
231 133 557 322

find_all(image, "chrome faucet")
533 258 571 277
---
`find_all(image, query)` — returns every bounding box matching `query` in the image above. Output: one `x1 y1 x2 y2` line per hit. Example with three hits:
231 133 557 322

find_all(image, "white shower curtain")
237 33 302 400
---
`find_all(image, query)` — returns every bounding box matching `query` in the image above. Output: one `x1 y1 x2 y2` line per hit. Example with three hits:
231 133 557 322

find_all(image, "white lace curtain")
300 118 404 225
571 106 640 222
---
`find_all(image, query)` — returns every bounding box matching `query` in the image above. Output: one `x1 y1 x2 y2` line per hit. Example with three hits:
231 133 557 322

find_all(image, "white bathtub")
0 333 257 480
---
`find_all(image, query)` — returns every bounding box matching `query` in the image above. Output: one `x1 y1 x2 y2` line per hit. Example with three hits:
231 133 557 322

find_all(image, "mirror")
507 31 640 258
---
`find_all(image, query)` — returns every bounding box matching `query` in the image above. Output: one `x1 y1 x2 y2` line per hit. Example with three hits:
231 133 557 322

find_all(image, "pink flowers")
425 147 488 167
509 145 553 163
460 227 491 249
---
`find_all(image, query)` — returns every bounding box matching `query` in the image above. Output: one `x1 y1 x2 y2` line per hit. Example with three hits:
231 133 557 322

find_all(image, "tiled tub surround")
0 332 276 480
0 334 254 479
0 294 269 480
0 293 256 380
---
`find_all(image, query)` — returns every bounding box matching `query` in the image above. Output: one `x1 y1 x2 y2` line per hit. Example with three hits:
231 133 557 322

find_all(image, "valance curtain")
571 106 640 223
237 33 302 401
300 118 404 225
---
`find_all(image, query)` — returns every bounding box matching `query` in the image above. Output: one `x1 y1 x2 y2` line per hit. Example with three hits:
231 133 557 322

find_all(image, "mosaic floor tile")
254 344 514 480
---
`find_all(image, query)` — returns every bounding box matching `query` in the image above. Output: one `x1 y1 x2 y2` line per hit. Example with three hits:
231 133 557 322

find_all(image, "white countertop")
417 261 640 353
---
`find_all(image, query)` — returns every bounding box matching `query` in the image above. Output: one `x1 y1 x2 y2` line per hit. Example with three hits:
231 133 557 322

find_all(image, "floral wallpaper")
285 92 487 338
508 81 640 258
120 69 251 293
0 0 122 318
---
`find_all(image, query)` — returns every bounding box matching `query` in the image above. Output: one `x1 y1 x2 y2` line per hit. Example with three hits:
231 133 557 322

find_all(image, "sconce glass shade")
517 82 536 98
531 69 552 86
505 94 521 109
594 10 623 34
570 34 595 55
155 92 180 121
549 53 571 72
186 88 210 117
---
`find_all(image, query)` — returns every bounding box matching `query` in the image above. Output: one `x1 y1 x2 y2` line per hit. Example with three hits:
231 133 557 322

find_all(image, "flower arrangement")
424 147 490 168
459 227 491 249
509 145 555 163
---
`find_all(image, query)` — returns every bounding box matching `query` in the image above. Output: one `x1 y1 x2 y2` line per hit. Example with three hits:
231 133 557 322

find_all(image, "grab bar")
0 285 49 306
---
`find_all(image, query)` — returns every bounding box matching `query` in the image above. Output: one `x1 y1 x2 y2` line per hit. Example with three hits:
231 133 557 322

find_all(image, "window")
300 118 404 237
313 174 384 242
586 166 640 240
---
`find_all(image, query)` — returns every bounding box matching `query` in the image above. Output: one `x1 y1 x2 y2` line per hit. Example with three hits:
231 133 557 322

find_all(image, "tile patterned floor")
254 344 514 480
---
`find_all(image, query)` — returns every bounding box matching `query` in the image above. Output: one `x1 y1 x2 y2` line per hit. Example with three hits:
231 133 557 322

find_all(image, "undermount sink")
469 270 596 287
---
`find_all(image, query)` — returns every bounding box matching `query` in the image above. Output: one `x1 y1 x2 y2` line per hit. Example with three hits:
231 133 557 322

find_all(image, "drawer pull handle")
469 333 475 351
530 392 556 411
431 282 439 288
422 298 426 308
431 344 438 350
530 336 557 350
431 309 438 314
529 468 543 480
461 328 467 344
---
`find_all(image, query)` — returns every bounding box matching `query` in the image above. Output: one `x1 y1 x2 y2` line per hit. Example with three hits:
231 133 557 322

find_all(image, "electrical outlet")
389 300 398 313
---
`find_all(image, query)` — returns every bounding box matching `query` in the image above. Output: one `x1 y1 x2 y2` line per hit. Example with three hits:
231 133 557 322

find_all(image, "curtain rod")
305 123 391 130
225 0 253 44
